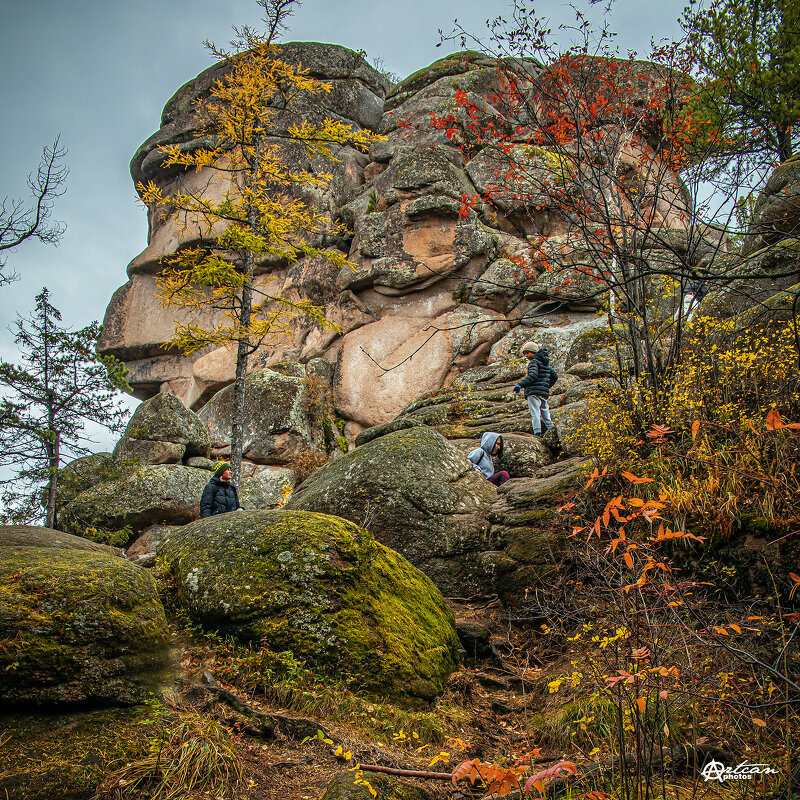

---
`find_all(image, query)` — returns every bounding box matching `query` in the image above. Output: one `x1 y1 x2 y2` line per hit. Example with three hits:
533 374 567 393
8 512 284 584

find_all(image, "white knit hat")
520 341 541 354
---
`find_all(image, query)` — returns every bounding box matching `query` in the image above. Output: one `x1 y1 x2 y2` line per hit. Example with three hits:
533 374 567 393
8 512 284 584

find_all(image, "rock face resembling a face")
99 42 699 431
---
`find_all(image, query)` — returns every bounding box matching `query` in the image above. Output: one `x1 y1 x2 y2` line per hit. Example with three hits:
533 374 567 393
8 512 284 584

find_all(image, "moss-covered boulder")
113 391 211 465
0 706 154 800
744 153 800 254
495 433 553 477
550 401 594 456
565 325 617 376
158 510 459 704
321 771 436 800
287 427 498 595
0 525 121 555
58 464 208 544
198 368 318 464
0 546 171 706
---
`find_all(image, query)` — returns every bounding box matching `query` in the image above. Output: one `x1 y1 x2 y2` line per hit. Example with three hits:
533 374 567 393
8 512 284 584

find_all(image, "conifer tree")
138 0 378 485
0 289 130 526
682 0 800 164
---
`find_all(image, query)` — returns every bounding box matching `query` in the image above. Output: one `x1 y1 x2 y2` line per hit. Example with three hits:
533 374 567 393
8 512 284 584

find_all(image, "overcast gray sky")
0 0 685 450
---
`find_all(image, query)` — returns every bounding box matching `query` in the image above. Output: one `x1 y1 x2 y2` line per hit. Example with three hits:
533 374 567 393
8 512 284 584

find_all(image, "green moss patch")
0 705 154 800
0 546 171 706
159 510 460 705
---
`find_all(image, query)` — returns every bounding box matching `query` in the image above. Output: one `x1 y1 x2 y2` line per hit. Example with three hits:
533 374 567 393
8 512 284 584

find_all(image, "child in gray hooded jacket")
468 432 510 486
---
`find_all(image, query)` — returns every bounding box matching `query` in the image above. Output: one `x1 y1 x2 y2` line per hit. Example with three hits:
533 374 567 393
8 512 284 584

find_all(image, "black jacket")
518 348 559 398
200 476 241 517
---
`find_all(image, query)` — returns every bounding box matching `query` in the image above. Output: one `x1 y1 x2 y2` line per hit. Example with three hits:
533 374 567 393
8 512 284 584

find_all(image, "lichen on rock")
58 464 209 544
113 391 211 465
158 509 460 704
0 546 171 706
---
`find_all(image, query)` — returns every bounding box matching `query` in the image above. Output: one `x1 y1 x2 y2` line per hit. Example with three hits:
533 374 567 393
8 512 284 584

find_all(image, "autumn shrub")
668 316 800 429
563 316 800 535
530 470 800 799
448 379 471 420
289 448 328 484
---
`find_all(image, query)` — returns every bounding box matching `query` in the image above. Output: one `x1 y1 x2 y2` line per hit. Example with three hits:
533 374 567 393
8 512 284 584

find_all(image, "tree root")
201 670 330 741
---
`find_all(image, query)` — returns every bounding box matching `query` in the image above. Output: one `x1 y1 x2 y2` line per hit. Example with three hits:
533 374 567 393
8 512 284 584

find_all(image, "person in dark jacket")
467 431 510 486
200 462 242 517
513 341 559 436
681 279 708 320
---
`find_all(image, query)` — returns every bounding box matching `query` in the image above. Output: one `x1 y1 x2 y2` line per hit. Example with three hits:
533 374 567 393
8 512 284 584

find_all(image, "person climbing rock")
682 279 708 320
200 462 242 517
468 431 510 486
513 341 558 436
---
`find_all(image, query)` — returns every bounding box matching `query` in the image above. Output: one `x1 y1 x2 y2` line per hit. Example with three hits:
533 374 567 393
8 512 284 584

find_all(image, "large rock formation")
0 528 171 706
113 391 211 465
286 427 498 595
98 43 703 447
158 509 460 704
58 464 210 545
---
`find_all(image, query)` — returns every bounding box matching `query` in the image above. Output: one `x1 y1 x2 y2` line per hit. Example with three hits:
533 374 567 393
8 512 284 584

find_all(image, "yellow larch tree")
138 0 379 484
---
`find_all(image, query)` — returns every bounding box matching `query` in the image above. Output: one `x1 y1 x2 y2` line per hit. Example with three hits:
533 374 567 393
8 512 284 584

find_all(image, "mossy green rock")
565 325 617 371
158 510 459 704
58 464 208 542
322 771 436 800
115 391 211 457
0 525 121 556
0 546 171 706
287 427 498 596
487 459 587 607
0 705 154 800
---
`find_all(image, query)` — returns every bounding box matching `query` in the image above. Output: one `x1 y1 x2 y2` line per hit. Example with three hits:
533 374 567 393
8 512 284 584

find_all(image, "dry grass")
94 712 243 800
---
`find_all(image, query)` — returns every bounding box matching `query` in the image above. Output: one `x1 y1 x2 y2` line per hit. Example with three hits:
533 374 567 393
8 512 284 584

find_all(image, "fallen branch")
357 763 453 780
490 642 517 674
201 670 330 741
203 671 264 718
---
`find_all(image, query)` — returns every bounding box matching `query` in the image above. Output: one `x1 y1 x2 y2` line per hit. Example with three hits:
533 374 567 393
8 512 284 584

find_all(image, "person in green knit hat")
200 461 242 517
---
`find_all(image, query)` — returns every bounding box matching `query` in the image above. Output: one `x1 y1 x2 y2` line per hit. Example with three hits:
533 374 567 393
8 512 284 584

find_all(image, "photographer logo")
701 761 779 782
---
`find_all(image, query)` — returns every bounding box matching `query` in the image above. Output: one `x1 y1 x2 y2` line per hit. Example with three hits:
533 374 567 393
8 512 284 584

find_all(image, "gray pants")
527 395 554 435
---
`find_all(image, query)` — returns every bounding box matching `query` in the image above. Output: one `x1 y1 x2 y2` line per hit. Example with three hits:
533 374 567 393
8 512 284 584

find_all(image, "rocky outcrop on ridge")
354 323 619 458
98 43 704 450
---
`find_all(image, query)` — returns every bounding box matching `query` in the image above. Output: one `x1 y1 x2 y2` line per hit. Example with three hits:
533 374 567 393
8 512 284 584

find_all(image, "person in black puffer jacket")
200 462 242 517
513 341 559 436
